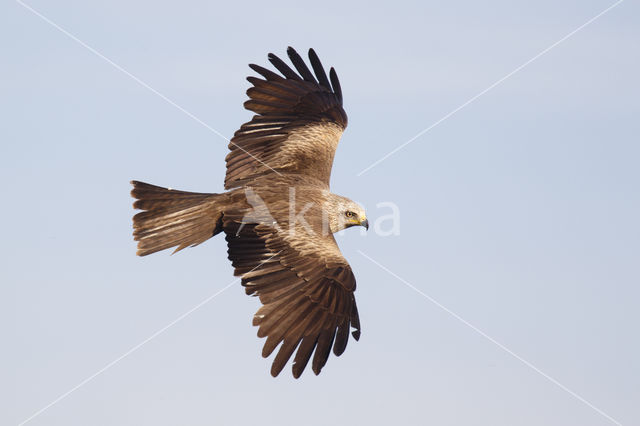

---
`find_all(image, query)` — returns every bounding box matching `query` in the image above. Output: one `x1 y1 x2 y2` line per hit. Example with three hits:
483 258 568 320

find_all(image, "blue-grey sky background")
3 1 639 425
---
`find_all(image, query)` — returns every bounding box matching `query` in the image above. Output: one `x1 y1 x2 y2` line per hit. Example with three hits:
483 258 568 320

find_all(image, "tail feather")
131 181 225 256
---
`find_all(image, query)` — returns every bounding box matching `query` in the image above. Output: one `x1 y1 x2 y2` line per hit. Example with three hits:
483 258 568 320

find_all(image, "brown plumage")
131 47 368 378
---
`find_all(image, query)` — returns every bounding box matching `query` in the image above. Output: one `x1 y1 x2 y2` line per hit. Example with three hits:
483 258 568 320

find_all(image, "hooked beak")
361 218 369 231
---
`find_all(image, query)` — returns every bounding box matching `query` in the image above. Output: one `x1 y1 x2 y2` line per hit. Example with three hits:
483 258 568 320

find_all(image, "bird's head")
325 194 368 234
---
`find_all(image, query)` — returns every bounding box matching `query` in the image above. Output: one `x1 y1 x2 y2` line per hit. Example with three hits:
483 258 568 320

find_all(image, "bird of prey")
130 47 368 378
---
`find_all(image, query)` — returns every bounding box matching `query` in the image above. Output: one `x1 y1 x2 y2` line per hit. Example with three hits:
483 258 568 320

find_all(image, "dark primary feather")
308 48 331 90
287 46 317 83
329 67 342 103
248 63 283 82
268 52 302 81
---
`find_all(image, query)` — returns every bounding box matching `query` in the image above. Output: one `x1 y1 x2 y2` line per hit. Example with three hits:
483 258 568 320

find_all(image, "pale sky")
3 1 639 425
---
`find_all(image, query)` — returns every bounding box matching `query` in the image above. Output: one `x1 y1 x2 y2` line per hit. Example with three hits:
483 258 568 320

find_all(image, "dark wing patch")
225 47 348 190
224 217 360 378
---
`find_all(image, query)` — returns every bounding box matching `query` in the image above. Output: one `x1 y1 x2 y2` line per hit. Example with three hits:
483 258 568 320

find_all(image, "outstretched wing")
225 47 348 190
223 210 360 378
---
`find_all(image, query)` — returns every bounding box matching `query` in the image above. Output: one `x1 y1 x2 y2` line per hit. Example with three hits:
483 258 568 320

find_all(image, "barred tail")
130 180 225 256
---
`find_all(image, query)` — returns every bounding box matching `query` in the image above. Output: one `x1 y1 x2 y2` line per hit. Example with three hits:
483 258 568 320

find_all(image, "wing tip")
352 329 361 341
251 47 342 101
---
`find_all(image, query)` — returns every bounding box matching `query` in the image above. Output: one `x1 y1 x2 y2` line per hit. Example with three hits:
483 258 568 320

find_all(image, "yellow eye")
345 211 354 218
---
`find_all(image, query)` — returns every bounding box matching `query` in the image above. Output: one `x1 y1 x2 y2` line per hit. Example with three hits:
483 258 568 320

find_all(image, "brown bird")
130 47 368 378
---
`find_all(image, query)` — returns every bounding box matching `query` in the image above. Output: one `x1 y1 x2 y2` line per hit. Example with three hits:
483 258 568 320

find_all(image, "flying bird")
131 47 368 378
